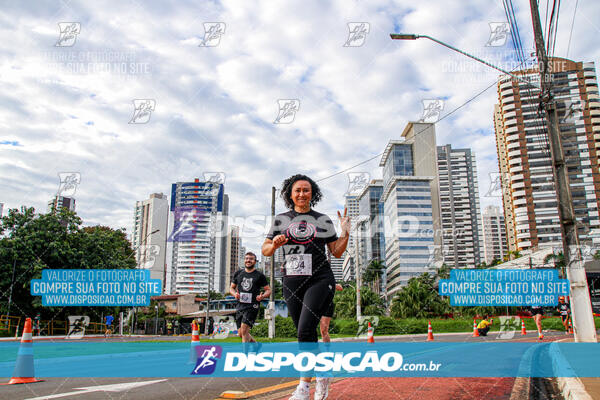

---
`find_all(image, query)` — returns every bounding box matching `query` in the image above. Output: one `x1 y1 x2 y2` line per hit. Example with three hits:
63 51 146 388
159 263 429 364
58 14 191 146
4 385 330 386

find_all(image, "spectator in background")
477 315 492 336
104 314 114 337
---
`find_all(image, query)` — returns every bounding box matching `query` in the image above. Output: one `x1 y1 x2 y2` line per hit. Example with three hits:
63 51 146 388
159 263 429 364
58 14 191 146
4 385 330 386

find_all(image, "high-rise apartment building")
225 225 241 287
47 196 76 213
437 144 484 267
166 178 229 295
380 122 443 300
481 205 508 264
132 193 169 286
494 58 600 251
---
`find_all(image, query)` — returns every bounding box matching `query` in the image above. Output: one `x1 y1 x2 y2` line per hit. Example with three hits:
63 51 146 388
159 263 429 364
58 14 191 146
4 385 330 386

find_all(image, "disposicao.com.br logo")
189 343 443 377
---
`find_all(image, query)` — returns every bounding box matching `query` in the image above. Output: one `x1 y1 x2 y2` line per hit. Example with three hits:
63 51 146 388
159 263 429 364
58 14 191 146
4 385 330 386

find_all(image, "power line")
317 79 498 183
566 0 578 58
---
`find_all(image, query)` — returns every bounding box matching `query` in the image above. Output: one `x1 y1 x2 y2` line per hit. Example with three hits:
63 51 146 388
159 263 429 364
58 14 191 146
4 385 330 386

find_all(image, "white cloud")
1 0 599 254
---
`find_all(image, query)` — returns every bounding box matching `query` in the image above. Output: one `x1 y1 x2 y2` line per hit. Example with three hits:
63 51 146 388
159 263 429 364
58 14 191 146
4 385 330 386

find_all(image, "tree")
333 285 384 318
362 260 385 293
0 206 136 320
544 252 566 278
390 273 451 318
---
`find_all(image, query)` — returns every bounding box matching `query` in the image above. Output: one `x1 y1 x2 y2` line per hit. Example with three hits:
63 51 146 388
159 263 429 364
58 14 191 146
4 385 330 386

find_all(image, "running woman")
262 174 350 400
230 252 270 343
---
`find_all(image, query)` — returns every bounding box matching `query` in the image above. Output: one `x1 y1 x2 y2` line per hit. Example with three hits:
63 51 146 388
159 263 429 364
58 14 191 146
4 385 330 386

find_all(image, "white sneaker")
288 385 310 400
315 377 330 400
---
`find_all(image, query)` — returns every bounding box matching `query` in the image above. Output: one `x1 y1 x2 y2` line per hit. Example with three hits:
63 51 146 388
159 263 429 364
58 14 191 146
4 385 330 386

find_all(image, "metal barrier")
0 316 21 335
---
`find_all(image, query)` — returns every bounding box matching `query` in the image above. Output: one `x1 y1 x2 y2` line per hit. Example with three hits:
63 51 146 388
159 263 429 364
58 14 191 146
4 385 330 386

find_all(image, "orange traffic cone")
189 320 201 363
568 320 573 334
472 319 479 337
367 322 374 343
427 321 434 341
521 319 527 335
2 318 43 385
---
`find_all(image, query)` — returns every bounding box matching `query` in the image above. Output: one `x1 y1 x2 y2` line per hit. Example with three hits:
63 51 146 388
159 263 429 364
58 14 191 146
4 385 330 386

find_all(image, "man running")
230 252 271 343
104 314 114 337
558 296 570 332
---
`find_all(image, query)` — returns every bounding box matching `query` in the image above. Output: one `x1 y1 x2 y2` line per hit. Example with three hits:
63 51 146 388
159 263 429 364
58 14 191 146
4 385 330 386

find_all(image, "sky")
1 0 599 253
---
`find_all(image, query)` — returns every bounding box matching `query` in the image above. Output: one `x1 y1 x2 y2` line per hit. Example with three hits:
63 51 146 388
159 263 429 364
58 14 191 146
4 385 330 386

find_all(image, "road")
0 331 573 400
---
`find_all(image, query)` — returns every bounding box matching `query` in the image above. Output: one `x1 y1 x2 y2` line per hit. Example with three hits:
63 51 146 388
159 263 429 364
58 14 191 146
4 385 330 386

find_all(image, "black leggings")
283 272 335 342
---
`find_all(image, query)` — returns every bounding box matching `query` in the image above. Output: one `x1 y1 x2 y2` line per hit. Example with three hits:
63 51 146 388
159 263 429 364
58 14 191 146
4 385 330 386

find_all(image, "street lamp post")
130 228 160 336
389 34 538 88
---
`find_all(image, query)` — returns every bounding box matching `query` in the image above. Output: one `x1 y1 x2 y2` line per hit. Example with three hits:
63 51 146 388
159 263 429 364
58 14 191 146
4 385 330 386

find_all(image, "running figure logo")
274 99 300 124
191 345 223 375
343 23 370 47
199 23 226 47
55 22 81 47
419 99 444 123
129 99 156 124
486 22 510 47
57 172 81 197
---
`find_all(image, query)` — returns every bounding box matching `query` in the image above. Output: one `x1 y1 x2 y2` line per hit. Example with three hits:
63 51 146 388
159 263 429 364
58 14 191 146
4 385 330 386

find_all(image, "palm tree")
362 260 385 294
544 252 565 278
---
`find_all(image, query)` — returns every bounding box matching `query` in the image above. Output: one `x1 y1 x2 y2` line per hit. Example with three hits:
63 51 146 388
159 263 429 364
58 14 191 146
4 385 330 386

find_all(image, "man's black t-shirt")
232 268 268 310
267 209 338 279
558 303 569 316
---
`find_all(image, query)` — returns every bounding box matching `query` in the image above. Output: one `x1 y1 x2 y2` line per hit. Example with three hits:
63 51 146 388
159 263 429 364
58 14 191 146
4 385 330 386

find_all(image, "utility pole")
205 265 211 336
355 221 361 320
529 0 597 342
268 186 276 339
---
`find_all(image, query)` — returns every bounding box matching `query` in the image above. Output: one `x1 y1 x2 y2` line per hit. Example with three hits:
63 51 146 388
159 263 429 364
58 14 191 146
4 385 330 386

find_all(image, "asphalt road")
0 331 573 400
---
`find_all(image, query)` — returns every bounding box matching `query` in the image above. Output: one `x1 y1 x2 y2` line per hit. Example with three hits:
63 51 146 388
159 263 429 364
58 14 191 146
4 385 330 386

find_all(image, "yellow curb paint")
218 378 317 399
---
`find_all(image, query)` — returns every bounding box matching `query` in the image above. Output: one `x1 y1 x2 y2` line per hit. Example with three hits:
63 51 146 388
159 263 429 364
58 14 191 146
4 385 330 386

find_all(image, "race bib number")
285 254 312 276
240 292 253 303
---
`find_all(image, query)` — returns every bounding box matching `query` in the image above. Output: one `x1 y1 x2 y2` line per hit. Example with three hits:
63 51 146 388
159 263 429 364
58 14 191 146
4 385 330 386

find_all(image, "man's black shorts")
561 314 569 322
322 300 334 319
235 307 259 329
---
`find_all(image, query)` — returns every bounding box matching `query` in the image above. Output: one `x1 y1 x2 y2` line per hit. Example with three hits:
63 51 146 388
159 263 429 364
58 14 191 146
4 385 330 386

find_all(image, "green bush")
251 316 297 338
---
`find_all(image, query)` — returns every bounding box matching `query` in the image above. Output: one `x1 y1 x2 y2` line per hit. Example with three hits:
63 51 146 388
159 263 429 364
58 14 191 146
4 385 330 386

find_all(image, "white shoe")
288 385 310 400
315 377 330 400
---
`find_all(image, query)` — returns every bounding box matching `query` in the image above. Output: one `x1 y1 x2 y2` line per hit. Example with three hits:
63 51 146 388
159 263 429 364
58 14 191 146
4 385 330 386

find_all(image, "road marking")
218 378 317 399
25 379 167 400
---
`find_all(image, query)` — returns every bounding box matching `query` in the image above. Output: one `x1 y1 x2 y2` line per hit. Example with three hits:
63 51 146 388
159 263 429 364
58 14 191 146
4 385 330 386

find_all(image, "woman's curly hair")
280 174 323 210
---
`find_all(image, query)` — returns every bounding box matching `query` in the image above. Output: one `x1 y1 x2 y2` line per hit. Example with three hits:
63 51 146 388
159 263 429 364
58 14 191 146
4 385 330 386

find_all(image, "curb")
551 339 593 400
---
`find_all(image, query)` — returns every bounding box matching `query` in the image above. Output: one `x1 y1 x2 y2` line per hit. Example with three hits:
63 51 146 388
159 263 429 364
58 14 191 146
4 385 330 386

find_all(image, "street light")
130 228 160 336
389 33 538 88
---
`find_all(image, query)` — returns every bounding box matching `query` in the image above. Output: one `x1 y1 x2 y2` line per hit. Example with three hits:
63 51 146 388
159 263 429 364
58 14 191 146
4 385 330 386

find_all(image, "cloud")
1 0 598 254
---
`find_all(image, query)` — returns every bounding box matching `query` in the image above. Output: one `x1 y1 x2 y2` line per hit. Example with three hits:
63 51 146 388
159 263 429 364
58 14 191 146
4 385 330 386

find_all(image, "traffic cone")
521 319 527 335
568 320 573 334
472 319 479 337
2 318 43 385
427 321 434 341
189 320 201 363
367 322 374 343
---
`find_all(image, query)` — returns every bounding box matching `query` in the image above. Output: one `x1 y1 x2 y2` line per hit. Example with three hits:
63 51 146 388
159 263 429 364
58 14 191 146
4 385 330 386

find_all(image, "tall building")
47 196 76 213
437 144 484 267
380 122 443 300
494 58 600 251
166 178 229 295
225 225 241 287
0 203 3 218
481 205 508 264
356 180 386 292
345 195 360 217
132 193 169 287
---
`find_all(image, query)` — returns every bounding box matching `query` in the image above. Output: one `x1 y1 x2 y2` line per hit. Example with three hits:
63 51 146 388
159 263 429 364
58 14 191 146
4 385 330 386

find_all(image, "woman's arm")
327 208 351 258
262 235 288 257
